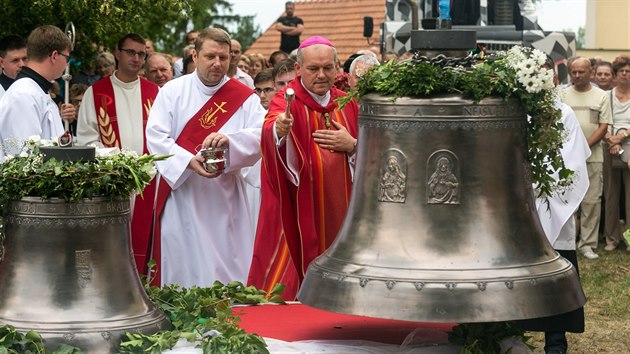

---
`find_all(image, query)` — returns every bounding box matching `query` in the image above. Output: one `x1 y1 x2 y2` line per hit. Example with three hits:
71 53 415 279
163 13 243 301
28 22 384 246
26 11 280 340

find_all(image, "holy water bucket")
0 197 170 352
298 94 586 322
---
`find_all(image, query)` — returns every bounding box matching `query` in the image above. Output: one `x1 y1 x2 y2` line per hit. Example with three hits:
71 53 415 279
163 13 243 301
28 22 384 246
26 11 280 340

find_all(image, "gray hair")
349 54 380 77
182 44 195 57
144 52 172 71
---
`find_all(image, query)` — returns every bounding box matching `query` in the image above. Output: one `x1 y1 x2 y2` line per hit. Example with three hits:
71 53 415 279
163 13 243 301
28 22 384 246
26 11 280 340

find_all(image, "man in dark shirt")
275 1 304 54
0 35 27 93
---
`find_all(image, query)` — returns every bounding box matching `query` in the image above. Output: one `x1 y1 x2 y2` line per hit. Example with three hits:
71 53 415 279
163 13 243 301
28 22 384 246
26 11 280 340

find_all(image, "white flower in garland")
504 46 555 94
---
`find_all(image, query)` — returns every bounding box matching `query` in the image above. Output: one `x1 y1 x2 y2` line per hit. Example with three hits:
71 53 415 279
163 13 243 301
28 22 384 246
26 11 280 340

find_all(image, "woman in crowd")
248 53 267 78
237 55 252 76
603 55 630 252
95 51 115 78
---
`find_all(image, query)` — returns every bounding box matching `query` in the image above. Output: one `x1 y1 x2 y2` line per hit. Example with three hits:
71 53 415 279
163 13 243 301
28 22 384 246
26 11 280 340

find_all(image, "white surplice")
535 102 591 249
146 73 265 288
0 77 64 160
76 72 145 154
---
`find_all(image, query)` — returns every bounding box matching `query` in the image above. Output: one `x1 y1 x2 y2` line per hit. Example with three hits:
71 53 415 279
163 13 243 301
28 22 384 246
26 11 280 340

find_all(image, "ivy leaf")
270 283 286 295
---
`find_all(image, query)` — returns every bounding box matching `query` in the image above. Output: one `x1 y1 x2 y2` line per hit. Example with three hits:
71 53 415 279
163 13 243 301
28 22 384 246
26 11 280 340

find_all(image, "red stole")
91 76 159 276
150 78 254 285
248 78 359 300
92 76 159 151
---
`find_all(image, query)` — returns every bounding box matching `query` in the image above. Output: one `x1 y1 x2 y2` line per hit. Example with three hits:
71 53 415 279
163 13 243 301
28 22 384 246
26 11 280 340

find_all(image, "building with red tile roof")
245 0 386 63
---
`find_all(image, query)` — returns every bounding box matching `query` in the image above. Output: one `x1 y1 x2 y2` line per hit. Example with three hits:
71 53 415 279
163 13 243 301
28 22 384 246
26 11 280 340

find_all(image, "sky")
229 0 587 34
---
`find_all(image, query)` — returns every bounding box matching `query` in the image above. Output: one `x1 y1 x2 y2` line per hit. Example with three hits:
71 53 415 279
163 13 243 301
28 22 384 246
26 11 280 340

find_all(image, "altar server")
0 25 75 160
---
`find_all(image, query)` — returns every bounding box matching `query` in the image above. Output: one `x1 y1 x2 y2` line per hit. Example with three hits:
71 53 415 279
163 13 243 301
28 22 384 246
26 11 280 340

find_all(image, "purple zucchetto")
298 36 335 49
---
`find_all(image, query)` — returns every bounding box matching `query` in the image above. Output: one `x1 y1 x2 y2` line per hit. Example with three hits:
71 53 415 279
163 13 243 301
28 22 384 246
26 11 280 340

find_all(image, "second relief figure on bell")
427 151 460 205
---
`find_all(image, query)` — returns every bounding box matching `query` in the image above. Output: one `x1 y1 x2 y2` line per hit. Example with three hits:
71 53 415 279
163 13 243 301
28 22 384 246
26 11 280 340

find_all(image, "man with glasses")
253 68 275 110
0 35 27 100
77 33 160 276
248 36 359 300
242 68 276 248
0 25 76 160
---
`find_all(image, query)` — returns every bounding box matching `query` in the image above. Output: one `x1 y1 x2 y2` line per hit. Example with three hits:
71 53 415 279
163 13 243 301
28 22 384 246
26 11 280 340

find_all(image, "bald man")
248 36 359 300
145 53 173 88
562 57 613 260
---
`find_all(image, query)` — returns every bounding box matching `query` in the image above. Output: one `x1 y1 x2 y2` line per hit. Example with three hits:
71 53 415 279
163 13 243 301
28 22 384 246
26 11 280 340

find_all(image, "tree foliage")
575 26 585 49
0 0 260 68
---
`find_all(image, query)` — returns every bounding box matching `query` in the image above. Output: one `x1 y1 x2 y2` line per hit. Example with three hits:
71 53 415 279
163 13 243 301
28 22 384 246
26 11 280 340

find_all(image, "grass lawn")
527 248 630 353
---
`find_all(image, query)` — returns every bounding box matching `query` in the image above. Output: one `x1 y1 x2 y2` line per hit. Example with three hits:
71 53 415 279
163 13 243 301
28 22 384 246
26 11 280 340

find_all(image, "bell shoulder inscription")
360 103 523 119
462 105 522 117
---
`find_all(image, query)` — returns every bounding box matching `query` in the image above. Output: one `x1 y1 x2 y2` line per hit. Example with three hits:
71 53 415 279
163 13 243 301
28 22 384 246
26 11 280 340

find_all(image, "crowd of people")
560 55 630 259
516 54 630 354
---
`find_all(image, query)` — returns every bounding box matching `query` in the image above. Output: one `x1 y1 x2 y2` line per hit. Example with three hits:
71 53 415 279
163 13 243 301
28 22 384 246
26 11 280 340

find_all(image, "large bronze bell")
298 94 586 322
0 197 170 352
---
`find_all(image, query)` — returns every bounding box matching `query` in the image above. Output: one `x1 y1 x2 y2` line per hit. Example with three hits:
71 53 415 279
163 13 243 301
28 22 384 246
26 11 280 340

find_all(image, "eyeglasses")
255 87 275 95
70 99 82 106
58 52 72 63
119 48 147 59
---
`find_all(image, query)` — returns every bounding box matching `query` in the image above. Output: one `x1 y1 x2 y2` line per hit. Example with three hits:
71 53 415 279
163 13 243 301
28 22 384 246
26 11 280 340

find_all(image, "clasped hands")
188 132 229 178
605 131 626 155
275 112 357 153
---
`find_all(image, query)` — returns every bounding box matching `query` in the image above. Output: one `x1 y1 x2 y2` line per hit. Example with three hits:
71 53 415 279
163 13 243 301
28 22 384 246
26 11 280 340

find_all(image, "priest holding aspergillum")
248 36 359 300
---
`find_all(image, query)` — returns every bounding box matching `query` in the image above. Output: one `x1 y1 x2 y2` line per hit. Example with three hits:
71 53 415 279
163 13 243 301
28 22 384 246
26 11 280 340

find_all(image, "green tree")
133 0 258 55
232 16 262 51
0 0 260 68
0 1 190 65
575 26 585 49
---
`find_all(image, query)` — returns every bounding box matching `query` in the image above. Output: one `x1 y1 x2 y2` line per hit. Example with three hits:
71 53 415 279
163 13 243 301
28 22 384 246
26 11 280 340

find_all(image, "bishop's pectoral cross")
324 112 331 128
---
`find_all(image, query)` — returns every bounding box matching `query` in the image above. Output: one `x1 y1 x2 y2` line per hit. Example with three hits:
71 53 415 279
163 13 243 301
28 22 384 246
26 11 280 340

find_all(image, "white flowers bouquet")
0 136 168 212
505 46 555 94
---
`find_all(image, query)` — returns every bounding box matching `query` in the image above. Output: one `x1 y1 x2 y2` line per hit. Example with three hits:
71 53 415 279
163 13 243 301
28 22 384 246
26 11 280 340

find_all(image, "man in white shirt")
227 39 254 88
0 25 75 159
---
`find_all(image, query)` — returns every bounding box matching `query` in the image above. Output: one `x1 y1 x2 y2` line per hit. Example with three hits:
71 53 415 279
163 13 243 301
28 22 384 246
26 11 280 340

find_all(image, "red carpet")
234 303 455 345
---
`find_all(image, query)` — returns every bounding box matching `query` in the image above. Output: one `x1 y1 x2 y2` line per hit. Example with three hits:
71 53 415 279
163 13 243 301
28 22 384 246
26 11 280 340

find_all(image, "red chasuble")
150 78 254 285
248 78 359 300
92 76 159 275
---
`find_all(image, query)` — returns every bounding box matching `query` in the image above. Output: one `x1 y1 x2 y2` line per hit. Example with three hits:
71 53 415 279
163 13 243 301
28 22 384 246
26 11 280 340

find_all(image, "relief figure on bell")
379 155 407 203
428 156 459 204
